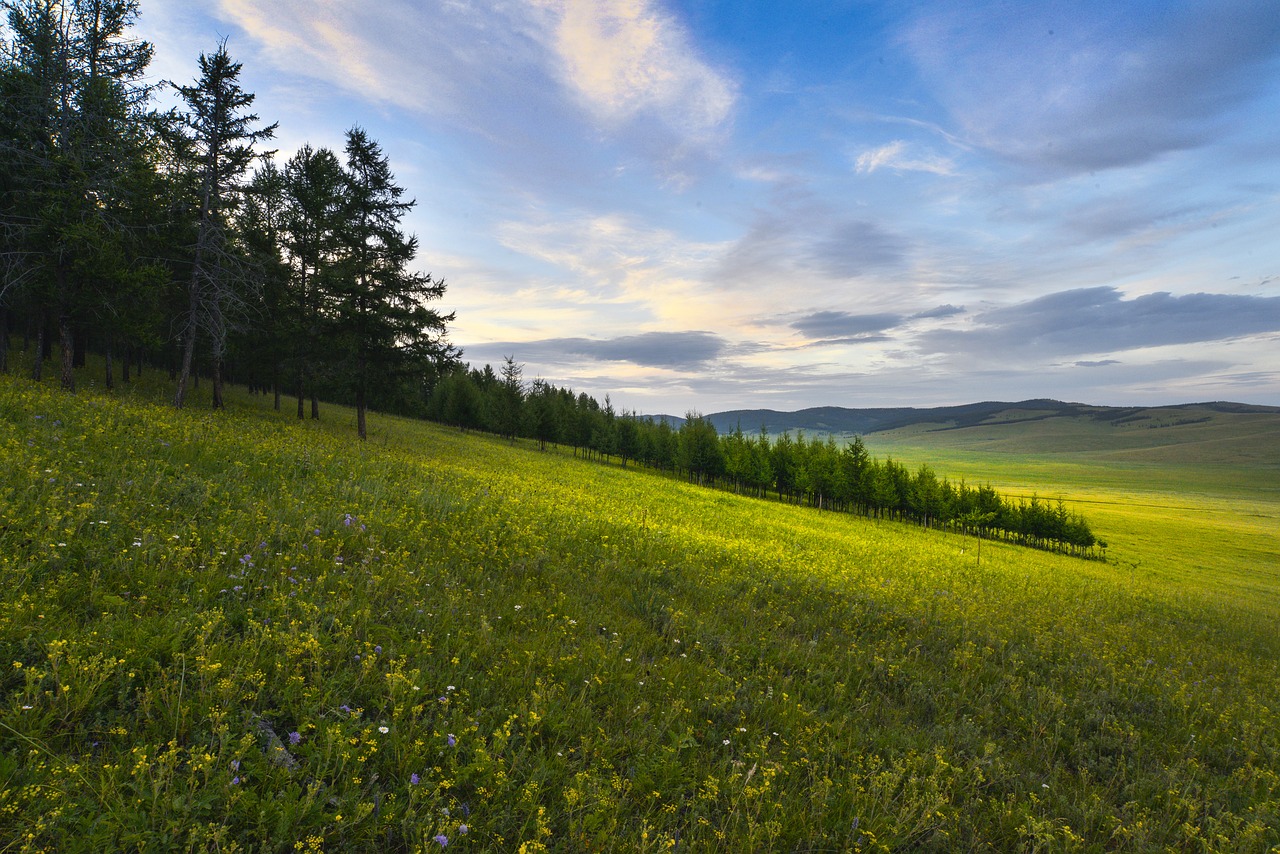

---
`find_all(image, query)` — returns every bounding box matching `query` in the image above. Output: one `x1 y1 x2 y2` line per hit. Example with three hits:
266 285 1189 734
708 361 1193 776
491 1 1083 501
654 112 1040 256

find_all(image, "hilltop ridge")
695 399 1280 436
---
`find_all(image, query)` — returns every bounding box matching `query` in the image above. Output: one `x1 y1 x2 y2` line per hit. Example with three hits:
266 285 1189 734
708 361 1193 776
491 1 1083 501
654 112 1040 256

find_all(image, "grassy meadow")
1 360 1278 851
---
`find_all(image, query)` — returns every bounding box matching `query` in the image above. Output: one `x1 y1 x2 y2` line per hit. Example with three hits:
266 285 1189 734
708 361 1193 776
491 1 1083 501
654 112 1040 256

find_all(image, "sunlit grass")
1 360 1277 851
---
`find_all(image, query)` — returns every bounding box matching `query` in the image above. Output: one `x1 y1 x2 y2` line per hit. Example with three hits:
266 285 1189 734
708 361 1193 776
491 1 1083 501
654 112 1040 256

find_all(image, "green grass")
866 424 1280 623
1 359 1278 851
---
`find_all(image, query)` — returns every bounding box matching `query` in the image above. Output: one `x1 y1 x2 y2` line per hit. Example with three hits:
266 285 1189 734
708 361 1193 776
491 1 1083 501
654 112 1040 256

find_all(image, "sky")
135 0 1280 414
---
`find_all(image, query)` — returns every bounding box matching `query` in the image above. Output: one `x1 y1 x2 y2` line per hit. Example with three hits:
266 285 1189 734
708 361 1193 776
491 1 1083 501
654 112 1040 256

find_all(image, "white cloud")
854 140 954 175
536 0 736 139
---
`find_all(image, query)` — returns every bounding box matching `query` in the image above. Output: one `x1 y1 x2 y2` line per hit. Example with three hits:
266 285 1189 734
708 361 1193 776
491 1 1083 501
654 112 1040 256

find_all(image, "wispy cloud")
912 304 966 320
792 311 904 340
716 206 911 288
497 210 722 301
470 331 727 371
901 0 1280 175
854 140 955 175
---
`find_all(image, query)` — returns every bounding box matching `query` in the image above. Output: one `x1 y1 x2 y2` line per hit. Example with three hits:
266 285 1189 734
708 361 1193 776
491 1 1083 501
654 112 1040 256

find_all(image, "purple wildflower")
410 772 421 785
374 645 382 654
447 734 456 747
288 731 302 745
230 776 240 786
239 554 252 566
433 835 448 847
458 824 468 835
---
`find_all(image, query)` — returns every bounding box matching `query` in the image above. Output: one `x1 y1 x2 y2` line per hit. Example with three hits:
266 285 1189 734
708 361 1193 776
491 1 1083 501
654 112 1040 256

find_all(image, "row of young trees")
0 0 456 438
425 361 1104 558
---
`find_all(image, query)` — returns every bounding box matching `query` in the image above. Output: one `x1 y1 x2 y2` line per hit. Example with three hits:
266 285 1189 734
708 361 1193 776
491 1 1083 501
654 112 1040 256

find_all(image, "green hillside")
2 371 1278 851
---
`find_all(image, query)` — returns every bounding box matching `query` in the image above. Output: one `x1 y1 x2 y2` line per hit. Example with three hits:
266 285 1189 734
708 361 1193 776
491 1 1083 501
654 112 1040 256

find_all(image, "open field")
1 364 1278 851
866 418 1280 624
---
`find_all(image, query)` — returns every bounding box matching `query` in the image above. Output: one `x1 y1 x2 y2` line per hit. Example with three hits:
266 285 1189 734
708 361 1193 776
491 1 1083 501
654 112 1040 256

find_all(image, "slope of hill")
3 372 1279 850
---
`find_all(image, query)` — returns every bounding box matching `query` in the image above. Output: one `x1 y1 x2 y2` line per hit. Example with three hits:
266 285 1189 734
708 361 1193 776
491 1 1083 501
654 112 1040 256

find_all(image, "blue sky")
137 0 1280 413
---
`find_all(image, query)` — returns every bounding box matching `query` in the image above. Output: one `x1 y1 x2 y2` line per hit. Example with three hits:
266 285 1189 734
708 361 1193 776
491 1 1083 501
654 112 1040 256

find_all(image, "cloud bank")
921 287 1280 359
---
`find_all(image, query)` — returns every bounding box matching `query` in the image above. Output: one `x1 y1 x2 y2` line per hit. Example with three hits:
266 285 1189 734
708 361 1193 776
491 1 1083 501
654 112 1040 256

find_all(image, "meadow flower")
289 731 302 745
447 734 456 747
374 645 382 653
458 824 468 835
410 773 421 785
379 725 390 734
434 835 448 847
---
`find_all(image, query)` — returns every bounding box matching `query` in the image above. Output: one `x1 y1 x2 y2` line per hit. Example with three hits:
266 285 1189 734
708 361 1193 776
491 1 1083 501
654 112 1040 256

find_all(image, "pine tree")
280 144 344 419
171 41 275 409
0 0 155 389
333 127 452 439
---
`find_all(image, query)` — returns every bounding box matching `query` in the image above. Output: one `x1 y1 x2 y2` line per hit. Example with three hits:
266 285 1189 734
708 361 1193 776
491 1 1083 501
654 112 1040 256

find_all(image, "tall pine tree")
171 41 274 409
334 127 452 439
280 143 344 419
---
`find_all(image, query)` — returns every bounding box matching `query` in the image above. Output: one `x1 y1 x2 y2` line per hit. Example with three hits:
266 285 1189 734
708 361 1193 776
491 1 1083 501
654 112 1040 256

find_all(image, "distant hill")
701 399 1280 437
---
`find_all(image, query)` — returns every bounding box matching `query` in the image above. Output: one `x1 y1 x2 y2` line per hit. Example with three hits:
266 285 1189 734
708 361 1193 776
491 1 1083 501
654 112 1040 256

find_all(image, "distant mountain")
696 399 1280 437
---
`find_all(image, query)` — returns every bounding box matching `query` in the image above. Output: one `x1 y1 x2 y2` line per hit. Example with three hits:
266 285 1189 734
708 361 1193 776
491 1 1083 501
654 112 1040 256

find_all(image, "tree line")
424 360 1104 559
0 0 456 438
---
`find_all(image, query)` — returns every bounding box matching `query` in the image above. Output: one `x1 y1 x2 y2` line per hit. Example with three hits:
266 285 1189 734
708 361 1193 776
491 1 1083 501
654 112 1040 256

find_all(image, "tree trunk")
273 372 281 411
73 329 87 368
59 312 76 392
311 395 319 420
357 386 367 440
105 339 114 389
32 314 45 381
212 357 224 409
174 325 196 408
297 371 304 419
0 307 8 374
122 347 130 383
